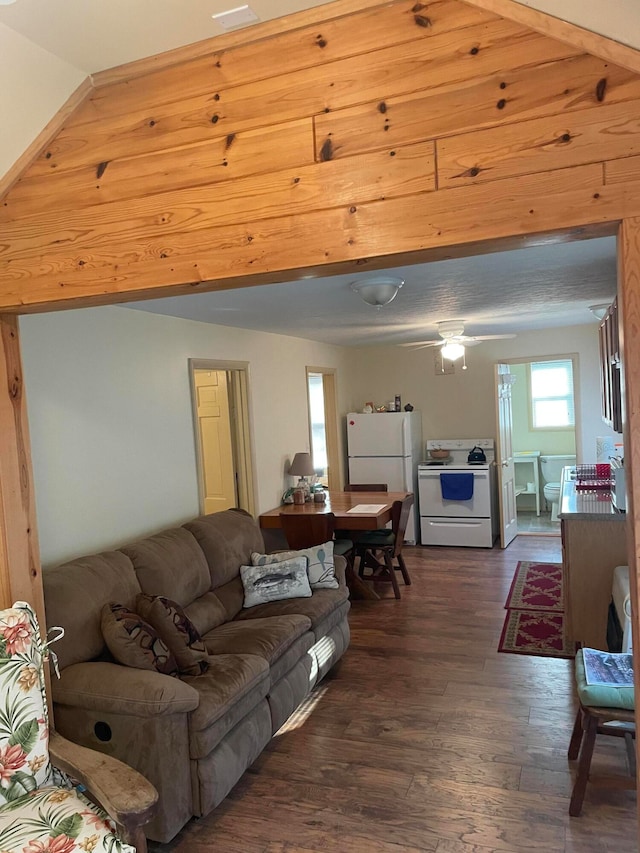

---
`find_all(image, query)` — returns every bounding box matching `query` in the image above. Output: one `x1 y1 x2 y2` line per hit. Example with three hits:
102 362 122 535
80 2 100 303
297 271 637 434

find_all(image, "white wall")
342 323 619 463
517 0 640 50
0 24 85 180
20 306 349 567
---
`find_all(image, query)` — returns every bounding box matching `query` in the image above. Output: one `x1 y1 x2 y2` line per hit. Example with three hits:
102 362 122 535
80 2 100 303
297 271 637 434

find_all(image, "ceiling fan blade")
471 334 517 341
398 340 440 349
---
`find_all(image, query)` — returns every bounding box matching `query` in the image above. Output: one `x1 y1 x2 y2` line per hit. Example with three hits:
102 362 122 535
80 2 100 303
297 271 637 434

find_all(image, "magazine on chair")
582 648 634 687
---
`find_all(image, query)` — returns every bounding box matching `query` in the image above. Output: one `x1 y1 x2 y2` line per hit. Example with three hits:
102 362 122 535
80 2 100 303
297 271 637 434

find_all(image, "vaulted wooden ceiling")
2 0 640 315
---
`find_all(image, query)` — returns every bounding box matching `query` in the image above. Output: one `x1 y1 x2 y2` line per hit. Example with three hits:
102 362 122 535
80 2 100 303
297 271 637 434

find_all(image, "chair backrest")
279 512 336 550
344 483 388 492
0 602 53 804
391 495 415 556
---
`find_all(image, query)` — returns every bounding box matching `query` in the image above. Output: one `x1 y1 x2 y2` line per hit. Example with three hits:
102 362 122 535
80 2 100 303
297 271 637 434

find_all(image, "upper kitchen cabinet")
599 298 623 434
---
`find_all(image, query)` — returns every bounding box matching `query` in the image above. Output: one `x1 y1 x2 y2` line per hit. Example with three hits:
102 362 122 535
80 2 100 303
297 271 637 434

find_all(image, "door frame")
496 353 582 463
188 359 256 517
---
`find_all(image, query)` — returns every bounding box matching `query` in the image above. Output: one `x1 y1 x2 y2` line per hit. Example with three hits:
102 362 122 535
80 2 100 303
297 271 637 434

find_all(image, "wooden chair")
567 649 636 816
344 483 388 492
279 512 353 560
354 494 414 600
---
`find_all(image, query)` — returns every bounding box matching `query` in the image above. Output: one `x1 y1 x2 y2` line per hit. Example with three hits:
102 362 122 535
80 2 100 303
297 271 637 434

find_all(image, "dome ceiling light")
351 277 404 309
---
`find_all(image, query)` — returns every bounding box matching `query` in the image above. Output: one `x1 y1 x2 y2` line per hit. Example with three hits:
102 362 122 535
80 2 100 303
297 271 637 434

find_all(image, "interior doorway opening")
504 356 579 536
189 359 255 517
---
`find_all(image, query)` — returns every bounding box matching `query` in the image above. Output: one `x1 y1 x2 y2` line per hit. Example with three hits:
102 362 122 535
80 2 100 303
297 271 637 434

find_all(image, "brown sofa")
43 508 350 842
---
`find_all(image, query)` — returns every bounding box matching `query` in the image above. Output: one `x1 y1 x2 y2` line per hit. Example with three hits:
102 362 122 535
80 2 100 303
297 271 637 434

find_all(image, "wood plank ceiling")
2 0 640 312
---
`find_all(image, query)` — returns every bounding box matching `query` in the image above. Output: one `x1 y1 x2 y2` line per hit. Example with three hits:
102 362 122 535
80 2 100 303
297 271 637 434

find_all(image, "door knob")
502 461 509 467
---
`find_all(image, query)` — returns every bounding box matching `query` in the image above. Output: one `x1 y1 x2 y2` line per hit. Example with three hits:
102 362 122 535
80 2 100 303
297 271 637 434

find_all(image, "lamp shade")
288 452 315 477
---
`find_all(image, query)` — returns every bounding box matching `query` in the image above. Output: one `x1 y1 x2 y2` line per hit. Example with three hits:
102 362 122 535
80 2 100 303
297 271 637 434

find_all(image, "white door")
495 364 517 548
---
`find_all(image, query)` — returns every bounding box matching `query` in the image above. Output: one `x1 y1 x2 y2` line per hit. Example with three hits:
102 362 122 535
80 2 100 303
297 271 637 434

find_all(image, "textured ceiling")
127 236 617 347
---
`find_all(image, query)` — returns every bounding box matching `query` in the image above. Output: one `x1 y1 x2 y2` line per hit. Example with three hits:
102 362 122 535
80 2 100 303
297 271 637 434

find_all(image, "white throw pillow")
251 541 339 590
240 557 313 609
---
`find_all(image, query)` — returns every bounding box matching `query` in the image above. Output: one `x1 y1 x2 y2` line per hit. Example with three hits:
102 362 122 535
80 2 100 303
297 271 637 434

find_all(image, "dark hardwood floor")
152 537 637 852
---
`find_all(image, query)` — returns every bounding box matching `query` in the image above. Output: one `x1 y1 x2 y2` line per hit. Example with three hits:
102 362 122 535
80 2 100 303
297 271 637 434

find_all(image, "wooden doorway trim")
0 316 44 626
189 359 256 517
461 0 640 76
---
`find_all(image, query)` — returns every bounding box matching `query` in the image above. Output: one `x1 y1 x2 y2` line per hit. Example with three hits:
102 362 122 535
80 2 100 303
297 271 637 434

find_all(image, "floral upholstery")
0 603 135 853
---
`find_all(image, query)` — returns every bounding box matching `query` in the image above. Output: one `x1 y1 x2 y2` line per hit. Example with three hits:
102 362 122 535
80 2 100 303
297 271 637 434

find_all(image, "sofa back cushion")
184 509 265 591
121 527 211 607
43 551 141 670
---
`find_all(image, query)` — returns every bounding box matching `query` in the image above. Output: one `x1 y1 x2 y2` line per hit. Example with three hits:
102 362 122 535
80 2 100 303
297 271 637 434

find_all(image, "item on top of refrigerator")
404 403 414 411
395 395 401 411
362 403 373 413
387 400 396 412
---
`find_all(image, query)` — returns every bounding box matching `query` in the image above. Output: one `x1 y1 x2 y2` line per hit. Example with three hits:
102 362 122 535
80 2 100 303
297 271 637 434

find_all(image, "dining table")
259 490 411 600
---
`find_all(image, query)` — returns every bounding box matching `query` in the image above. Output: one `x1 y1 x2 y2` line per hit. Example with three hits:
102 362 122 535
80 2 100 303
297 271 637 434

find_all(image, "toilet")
540 454 576 521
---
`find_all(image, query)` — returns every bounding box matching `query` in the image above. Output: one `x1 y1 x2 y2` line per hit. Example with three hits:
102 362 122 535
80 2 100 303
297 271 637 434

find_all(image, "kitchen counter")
558 466 623 520
558 465 627 650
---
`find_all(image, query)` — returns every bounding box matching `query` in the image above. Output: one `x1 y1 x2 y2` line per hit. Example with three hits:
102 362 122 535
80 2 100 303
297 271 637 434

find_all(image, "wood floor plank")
149 538 637 853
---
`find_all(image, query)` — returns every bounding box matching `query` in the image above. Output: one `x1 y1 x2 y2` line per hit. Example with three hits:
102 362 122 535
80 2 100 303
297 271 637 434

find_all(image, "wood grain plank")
86 0 497 124
0 162 618 311
605 154 640 185
28 20 577 176
616 217 640 826
462 0 640 78
0 142 435 263
0 316 44 623
315 54 640 161
438 99 640 187
0 119 316 220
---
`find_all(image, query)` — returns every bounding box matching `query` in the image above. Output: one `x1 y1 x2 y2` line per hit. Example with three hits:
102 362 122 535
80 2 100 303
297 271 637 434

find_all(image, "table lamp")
288 452 315 500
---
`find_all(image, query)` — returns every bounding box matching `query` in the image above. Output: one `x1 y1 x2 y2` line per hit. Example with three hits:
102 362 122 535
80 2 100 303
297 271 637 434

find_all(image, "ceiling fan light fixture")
351 277 404 309
441 342 465 361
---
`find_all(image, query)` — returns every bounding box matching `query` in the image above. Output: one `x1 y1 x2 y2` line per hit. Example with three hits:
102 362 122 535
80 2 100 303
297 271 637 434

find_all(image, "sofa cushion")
137 594 209 676
184 509 265 589
235 587 349 635
121 527 211 607
240 557 312 609
52 661 199 716
184 654 269 758
202 614 313 683
251 542 339 590
101 603 179 677
43 551 141 670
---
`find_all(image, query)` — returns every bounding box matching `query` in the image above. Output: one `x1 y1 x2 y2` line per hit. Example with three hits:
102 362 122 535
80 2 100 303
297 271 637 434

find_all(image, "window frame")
528 359 576 432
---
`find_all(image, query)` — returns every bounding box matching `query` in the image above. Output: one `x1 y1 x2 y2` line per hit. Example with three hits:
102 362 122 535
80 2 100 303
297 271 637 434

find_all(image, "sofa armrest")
53 662 200 717
334 554 347 590
50 731 158 836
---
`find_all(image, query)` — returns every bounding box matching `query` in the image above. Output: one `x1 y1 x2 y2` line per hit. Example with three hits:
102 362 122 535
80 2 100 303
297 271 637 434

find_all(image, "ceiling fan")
400 320 516 360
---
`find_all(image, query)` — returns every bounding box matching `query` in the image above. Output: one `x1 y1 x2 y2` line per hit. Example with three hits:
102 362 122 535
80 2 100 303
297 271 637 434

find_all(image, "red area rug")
504 561 564 612
499 561 576 659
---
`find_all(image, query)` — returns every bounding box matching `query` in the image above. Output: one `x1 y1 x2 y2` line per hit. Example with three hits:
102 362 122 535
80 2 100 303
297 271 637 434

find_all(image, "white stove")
418 439 497 547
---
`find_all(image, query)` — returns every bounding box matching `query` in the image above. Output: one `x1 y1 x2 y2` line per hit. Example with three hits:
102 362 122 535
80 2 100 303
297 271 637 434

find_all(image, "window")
529 360 575 429
307 372 328 479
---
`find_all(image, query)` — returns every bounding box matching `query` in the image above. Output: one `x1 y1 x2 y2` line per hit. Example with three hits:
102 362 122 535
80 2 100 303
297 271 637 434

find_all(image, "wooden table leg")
345 562 380 600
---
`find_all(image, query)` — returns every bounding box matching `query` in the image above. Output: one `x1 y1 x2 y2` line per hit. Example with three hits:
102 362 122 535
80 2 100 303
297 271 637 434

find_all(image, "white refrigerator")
346 411 422 544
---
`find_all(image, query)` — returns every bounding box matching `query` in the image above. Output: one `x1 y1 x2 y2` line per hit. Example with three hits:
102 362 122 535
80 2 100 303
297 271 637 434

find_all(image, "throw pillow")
251 541 339 590
241 556 313 609
136 594 209 676
101 603 178 677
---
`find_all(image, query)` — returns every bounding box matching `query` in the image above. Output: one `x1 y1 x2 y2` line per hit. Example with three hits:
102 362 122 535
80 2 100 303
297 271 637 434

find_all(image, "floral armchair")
0 602 157 853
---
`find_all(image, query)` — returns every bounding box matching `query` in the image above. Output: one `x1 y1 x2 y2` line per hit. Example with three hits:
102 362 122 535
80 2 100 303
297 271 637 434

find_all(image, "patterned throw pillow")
240 557 312 609
251 541 339 590
136 594 209 676
101 603 178 677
